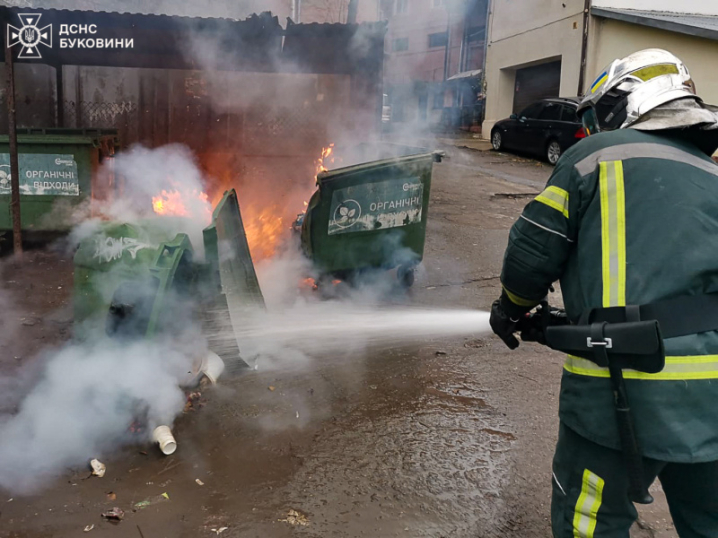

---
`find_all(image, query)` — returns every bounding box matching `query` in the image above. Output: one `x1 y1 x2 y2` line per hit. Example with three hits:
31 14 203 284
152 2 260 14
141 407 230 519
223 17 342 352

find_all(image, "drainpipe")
347 0 358 24
443 5 452 81
577 0 591 96
480 0 492 124
4 34 22 256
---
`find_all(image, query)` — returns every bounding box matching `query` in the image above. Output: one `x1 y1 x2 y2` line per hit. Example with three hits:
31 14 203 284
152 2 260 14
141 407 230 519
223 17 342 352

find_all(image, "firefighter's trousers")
551 422 718 538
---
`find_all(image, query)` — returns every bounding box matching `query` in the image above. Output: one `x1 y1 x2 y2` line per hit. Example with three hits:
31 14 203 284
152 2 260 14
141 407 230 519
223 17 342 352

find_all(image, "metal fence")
63 101 138 148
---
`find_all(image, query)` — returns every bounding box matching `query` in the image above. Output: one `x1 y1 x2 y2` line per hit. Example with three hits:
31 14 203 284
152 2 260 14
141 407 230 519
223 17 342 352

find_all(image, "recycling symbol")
0 166 11 190
333 199 362 229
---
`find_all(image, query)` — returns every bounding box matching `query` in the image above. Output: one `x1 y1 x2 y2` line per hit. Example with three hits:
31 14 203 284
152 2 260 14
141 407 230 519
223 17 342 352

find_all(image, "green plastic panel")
0 131 117 232
203 188 265 311
301 151 437 276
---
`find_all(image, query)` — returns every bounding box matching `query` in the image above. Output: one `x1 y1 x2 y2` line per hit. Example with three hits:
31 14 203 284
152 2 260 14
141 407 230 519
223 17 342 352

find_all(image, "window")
428 31 448 48
519 103 543 119
396 0 409 13
467 27 485 42
561 105 579 123
539 103 562 121
392 37 409 52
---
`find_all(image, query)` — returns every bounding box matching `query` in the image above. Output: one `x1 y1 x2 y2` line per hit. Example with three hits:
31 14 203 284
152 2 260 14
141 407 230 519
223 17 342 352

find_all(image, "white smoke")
65 144 213 257
0 145 215 495
0 337 202 494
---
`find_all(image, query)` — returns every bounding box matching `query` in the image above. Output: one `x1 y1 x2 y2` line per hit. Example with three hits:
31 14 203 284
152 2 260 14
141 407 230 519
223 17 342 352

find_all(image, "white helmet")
577 49 698 134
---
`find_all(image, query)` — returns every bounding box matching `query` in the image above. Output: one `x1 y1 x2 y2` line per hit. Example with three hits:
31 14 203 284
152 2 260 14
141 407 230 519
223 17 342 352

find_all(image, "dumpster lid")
0 128 119 146
317 148 442 185
203 189 265 310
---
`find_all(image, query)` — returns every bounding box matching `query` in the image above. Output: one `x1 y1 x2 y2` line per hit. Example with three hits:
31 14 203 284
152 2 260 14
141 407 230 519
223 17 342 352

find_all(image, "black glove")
490 296 522 350
517 304 569 345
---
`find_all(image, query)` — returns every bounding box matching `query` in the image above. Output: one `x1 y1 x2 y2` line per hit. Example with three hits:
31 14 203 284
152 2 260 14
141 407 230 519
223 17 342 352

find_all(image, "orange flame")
316 143 335 176
152 188 212 223
150 144 335 262
242 207 285 261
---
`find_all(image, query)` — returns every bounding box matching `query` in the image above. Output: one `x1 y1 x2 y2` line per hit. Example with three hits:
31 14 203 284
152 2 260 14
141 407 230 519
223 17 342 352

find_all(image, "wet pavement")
0 148 676 537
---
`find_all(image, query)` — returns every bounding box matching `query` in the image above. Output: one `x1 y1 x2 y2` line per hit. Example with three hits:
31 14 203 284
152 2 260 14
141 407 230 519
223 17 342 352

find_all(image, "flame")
242 207 285 261
152 188 211 222
301 277 318 290
316 143 335 176
149 144 336 263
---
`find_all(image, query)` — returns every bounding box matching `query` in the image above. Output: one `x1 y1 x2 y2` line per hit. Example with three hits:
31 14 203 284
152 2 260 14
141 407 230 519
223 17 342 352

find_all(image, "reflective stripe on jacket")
500 128 718 462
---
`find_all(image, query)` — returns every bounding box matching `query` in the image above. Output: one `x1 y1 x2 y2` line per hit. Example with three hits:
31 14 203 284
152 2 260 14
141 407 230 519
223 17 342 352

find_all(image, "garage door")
513 61 562 114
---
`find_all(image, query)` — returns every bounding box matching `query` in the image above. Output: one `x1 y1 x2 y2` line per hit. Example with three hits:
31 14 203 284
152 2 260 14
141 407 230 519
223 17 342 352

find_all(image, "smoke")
0 5 470 495
0 145 217 495
0 337 200 494
0 249 208 494
55 144 214 260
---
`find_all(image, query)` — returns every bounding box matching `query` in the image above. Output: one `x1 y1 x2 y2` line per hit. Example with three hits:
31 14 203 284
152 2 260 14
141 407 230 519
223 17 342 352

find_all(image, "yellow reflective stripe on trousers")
535 186 569 218
573 469 604 538
565 355 718 380
599 161 626 307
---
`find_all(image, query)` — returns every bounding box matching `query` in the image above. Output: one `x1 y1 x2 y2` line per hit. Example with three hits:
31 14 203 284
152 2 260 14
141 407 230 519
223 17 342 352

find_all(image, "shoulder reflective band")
573 469 604 538
565 355 718 380
535 186 569 218
574 143 718 178
599 161 626 308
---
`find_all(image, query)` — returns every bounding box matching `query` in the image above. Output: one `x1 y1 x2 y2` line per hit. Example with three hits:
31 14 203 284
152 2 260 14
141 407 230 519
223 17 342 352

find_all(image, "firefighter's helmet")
578 49 697 135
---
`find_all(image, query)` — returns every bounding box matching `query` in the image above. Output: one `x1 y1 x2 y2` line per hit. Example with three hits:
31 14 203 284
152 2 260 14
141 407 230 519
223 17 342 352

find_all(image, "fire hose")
516 302 662 505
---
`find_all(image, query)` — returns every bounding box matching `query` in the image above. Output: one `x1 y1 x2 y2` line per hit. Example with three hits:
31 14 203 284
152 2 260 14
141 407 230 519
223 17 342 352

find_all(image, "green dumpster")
300 144 442 286
0 128 118 235
73 220 196 342
72 189 264 368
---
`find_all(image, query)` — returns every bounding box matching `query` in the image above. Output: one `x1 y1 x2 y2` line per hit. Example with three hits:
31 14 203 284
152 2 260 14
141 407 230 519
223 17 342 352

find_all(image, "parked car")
490 98 586 165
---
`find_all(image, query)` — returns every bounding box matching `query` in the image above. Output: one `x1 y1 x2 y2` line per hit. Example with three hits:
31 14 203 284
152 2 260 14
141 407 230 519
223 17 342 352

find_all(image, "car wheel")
491 130 503 151
547 140 562 165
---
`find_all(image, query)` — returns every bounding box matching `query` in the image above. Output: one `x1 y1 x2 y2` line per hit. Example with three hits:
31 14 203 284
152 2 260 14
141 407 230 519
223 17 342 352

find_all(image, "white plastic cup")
201 351 226 385
152 425 177 455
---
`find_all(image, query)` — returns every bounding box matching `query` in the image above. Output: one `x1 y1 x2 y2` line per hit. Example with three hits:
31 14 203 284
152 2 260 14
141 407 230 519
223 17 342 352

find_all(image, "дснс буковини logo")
7 13 52 59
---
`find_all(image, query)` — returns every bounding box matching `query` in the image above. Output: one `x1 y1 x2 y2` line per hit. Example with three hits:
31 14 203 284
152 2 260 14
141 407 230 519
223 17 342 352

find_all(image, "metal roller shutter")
512 60 562 114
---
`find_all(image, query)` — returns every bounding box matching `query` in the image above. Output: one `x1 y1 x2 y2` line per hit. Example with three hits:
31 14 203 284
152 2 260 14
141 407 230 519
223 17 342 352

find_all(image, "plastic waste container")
300 144 442 287
0 128 118 236
72 189 264 368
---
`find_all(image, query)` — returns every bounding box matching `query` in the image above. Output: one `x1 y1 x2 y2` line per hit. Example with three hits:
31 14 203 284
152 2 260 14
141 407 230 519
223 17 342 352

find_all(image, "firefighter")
490 49 718 537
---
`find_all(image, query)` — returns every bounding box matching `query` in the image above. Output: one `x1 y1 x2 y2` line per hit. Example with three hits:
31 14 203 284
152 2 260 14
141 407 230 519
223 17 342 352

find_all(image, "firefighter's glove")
489 295 520 349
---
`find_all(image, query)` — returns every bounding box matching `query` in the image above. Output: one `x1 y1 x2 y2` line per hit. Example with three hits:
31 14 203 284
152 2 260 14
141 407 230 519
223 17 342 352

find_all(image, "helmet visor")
581 107 600 136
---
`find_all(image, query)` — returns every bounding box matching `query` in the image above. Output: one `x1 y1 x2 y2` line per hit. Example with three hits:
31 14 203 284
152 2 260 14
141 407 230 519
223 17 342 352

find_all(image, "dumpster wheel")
397 264 416 288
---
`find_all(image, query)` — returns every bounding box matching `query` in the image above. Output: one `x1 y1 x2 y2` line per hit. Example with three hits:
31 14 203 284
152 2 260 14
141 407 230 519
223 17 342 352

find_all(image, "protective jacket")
501 128 718 462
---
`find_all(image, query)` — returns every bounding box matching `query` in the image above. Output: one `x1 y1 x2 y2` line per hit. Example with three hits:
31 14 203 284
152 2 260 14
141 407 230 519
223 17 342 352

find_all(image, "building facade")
482 0 718 137
295 0 381 23
382 0 488 129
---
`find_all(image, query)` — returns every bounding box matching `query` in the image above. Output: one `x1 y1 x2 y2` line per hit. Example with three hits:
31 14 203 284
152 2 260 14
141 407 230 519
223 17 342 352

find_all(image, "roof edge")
592 7 718 42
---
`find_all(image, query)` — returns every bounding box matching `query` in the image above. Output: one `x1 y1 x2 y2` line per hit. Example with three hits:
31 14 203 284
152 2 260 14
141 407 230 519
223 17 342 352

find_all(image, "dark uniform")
500 127 718 537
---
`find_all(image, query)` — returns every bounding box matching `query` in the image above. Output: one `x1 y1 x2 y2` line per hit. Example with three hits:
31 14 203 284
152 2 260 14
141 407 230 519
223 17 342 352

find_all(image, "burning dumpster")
73 189 263 369
300 144 442 287
0 128 118 239
73 220 196 342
